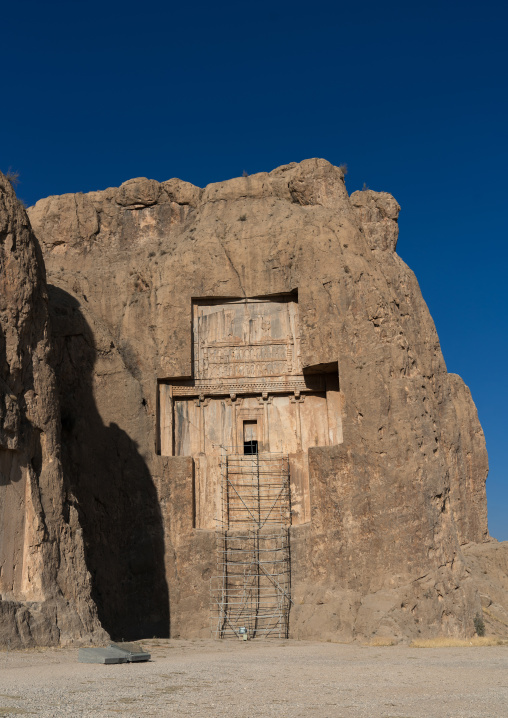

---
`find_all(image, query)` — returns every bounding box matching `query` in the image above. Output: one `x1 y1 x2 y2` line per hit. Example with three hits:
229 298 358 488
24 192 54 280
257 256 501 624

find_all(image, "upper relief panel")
193 298 301 382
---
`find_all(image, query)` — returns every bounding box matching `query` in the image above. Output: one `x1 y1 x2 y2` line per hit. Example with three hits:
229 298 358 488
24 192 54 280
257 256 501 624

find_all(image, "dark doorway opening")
244 440 258 455
243 420 258 454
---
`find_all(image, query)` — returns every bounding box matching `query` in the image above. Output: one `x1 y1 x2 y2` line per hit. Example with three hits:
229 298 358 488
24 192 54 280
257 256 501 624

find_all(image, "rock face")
23 158 504 643
0 172 106 647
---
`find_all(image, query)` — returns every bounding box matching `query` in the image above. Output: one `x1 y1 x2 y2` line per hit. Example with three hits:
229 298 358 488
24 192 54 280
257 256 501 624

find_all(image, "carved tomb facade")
158 296 342 529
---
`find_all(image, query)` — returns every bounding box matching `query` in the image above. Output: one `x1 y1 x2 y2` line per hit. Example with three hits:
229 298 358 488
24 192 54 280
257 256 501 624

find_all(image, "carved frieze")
170 375 324 398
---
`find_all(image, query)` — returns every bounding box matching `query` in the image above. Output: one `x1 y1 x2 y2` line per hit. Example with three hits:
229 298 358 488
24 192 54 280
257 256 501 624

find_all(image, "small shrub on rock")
474 613 486 637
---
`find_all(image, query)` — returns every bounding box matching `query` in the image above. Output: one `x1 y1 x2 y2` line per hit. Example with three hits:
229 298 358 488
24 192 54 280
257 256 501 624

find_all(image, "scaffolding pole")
211 452 292 639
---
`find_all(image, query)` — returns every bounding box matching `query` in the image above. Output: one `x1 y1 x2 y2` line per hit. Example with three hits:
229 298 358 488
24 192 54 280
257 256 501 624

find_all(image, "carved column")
257 392 273 452
159 383 173 456
226 393 241 452
225 394 245 451
290 391 306 452
194 394 210 454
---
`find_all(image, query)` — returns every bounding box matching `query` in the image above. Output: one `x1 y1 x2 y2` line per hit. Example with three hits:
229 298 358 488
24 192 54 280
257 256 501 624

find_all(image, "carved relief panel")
193 297 301 382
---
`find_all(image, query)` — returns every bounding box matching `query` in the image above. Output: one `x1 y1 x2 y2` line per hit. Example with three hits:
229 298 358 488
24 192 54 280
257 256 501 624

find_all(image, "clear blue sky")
2 1 506 539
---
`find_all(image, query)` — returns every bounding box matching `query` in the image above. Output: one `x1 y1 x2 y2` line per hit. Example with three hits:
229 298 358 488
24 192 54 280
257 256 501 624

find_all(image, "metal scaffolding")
211 452 292 639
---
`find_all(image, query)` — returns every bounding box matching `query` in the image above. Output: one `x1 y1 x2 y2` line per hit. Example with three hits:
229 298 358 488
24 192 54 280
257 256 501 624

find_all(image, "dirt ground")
0 639 507 717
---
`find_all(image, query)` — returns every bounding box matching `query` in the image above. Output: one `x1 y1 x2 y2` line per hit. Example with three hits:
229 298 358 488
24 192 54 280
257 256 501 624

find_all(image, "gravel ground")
0 639 507 717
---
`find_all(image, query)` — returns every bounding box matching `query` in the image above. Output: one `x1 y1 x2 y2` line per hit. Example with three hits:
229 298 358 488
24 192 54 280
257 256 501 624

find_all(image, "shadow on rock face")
48 286 169 640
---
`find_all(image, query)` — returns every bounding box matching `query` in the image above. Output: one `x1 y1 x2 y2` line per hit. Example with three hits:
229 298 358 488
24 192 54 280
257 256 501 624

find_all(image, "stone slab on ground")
78 647 127 664
78 643 151 664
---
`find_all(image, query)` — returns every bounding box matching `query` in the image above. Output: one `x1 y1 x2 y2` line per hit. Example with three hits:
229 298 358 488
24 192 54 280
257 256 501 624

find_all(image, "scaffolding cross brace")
210 451 292 639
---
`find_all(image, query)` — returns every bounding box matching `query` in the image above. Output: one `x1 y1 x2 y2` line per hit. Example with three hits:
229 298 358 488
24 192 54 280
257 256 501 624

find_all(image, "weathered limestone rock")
350 190 400 252
25 157 503 642
116 178 162 208
0 172 106 647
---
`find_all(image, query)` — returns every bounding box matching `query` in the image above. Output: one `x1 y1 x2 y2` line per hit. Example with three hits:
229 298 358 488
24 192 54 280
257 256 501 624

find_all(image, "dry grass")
156 686 184 694
366 637 397 647
0 645 64 654
5 169 20 188
410 636 507 648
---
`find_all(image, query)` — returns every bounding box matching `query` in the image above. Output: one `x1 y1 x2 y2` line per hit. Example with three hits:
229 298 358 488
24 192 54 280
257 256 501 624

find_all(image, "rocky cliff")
22 158 505 642
0 172 105 647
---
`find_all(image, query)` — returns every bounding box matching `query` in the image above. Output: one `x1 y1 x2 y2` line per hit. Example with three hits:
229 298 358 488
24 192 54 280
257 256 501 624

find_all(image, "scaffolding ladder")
211 452 292 639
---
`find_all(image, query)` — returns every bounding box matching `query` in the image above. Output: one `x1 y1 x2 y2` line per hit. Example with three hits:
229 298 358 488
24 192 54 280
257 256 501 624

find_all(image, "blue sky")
2 0 507 539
